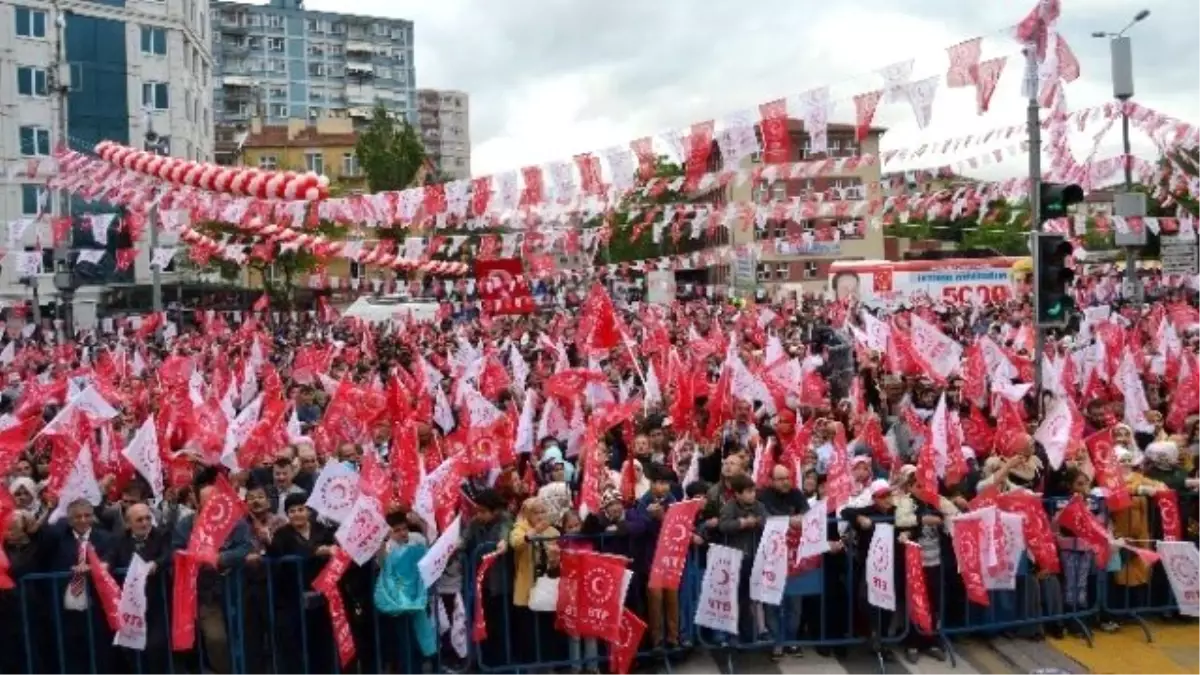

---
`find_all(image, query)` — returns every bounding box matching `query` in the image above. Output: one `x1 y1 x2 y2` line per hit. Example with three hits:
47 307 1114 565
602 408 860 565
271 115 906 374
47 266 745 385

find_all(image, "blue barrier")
2 505 1195 675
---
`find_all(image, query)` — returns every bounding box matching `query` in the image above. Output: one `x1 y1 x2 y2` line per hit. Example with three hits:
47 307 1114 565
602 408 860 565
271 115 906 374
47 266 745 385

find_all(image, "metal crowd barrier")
2 505 1196 675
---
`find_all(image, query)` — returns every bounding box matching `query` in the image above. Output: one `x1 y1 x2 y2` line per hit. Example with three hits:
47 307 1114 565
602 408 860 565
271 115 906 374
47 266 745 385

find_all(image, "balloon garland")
93 141 331 202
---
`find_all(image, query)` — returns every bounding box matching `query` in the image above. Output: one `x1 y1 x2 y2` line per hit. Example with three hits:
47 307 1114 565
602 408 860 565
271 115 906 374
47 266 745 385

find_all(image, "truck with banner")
828 257 1025 306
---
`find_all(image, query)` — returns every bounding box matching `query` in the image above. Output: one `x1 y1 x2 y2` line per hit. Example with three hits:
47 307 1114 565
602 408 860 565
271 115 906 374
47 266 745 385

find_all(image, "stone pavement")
641 637 1088 674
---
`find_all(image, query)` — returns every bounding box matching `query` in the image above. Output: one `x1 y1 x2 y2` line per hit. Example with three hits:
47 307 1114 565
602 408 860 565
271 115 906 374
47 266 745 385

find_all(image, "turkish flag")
1056 495 1113 568
556 549 627 643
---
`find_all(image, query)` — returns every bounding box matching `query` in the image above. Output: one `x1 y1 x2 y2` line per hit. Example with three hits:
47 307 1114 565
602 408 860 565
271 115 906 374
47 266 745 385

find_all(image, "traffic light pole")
1025 47 1046 408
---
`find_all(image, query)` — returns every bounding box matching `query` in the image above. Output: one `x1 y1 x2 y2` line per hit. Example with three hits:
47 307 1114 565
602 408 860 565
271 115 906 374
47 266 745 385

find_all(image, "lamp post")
144 113 168 313
1093 8 1150 305
53 259 77 338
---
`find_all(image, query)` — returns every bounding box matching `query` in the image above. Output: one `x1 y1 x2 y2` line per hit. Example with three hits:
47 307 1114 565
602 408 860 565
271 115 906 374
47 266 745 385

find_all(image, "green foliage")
893 200 1033 256
356 103 427 194
598 157 712 264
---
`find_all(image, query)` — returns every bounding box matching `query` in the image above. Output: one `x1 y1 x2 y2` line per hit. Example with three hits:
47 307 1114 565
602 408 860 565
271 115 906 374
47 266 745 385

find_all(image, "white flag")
112 553 152 650
694 544 743 634
749 516 790 606
334 496 390 566
417 516 462 588
49 444 103 524
1158 541 1199 617
306 461 361 523
866 523 896 611
797 500 830 559
121 416 163 503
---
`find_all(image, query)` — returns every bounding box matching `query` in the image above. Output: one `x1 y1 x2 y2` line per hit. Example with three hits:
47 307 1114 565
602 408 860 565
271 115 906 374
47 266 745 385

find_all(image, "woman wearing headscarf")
1109 446 1164 613
536 447 575 527
8 477 43 521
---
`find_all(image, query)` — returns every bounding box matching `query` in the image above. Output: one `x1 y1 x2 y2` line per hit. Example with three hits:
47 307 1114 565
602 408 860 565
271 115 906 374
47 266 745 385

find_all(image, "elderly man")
109 503 171 672
43 498 114 673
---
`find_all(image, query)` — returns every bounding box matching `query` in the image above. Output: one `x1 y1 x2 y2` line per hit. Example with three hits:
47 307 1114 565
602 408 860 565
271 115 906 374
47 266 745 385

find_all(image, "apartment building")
416 88 470 180
722 121 887 297
0 0 213 302
210 0 415 130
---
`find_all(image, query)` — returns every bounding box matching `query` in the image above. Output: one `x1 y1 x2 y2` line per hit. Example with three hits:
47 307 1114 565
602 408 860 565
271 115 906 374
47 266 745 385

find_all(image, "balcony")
222 75 255 88
345 41 374 56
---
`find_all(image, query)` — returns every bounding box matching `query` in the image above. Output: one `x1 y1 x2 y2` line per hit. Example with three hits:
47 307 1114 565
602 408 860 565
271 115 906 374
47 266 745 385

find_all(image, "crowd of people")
0 269 1198 675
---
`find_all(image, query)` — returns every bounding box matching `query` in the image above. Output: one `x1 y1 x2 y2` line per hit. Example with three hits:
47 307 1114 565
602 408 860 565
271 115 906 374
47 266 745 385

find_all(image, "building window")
305 152 324 174
331 22 345 34
342 152 359 176
305 18 326 33
184 90 193 120
307 43 325 57
20 184 45 216
270 103 288 117
376 66 391 79
266 14 283 28
775 264 789 280
16 66 48 97
756 263 772 282
308 63 326 77
15 6 47 38
269 86 286 98
258 155 278 170
328 43 343 55
18 126 51 156
142 82 169 110
374 24 389 36
803 262 819 279
267 37 284 52
140 26 167 55
269 58 286 73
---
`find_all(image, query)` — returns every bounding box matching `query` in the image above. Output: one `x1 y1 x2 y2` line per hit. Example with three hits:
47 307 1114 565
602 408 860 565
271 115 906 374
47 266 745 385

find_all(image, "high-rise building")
0 0 214 305
416 88 470 180
210 0 415 130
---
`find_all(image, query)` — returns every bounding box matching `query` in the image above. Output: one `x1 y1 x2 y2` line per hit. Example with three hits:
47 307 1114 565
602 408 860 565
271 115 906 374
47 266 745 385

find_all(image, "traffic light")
1034 233 1074 326
1039 182 1084 222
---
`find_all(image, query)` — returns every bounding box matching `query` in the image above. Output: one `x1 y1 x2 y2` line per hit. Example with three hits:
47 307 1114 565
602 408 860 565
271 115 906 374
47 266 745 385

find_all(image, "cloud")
293 0 1197 181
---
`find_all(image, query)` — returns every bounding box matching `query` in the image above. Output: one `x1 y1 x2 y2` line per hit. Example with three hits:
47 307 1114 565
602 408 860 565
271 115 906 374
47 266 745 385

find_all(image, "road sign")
1161 235 1199 276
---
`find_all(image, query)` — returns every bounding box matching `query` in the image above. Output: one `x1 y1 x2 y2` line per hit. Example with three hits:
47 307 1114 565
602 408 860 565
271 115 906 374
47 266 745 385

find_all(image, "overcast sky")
291 0 1198 182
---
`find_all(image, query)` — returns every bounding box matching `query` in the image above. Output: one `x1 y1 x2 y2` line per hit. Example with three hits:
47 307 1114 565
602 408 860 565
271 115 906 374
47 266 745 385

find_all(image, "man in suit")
171 484 253 674
43 498 114 673
108 503 172 673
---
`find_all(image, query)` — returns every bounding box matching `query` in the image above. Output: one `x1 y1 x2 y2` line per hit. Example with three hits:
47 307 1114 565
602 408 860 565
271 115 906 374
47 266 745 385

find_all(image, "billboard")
474 258 534 314
828 257 1024 306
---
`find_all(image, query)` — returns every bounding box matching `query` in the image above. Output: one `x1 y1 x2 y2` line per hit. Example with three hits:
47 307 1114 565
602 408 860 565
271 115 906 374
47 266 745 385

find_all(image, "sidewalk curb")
986 636 1090 674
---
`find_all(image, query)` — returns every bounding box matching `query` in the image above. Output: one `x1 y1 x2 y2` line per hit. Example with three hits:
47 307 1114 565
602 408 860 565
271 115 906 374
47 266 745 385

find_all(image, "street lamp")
1093 9 1150 304
144 110 168 313
53 259 77 337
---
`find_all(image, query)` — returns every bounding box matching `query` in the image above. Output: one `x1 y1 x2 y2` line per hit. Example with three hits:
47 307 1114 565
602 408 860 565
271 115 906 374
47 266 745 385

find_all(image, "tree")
597 157 714 264
356 103 427 193
890 200 1033 256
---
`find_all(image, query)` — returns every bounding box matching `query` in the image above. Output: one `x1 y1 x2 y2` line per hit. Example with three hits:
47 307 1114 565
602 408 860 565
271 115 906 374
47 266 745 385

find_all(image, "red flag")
903 541 934 633
1084 428 1131 512
993 490 1061 574
556 549 627 642
609 608 647 675
252 294 269 312
648 499 704 590
171 551 200 650
950 518 990 606
1152 489 1182 541
186 474 248 567
824 424 853 513
86 546 122 631
1056 495 1112 568
472 551 502 642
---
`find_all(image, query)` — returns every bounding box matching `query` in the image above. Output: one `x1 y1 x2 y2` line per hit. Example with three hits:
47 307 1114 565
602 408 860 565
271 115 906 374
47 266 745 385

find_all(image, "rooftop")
242 116 358 148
